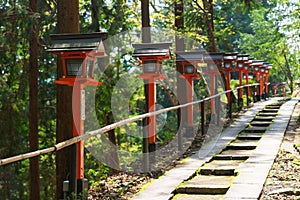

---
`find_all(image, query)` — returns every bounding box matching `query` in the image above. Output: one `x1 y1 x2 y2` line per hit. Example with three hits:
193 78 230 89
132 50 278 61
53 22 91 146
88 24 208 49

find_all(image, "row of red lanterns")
47 33 273 196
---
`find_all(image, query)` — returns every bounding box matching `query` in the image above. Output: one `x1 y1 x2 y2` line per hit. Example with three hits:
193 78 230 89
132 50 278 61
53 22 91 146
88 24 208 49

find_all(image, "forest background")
0 0 299 199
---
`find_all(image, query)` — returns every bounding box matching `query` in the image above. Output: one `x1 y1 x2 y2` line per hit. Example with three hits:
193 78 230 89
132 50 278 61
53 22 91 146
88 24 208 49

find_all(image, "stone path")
131 98 300 200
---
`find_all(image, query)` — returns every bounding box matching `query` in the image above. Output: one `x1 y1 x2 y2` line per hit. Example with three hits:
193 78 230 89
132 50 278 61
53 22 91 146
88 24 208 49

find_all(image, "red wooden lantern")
176 51 204 127
236 54 249 101
203 52 224 114
251 60 264 99
223 52 238 104
132 42 172 150
47 32 107 195
48 32 107 86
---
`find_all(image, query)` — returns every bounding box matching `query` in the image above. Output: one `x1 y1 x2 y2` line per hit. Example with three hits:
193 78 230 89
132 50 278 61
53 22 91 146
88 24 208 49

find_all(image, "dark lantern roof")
47 32 108 53
132 42 172 57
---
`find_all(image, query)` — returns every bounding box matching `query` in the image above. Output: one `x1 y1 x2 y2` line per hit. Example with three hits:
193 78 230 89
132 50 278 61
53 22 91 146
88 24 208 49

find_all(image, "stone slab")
226 139 258 150
249 121 272 127
237 132 263 138
243 126 267 133
172 194 223 200
176 175 233 194
261 108 279 113
215 149 254 160
253 116 275 121
256 112 278 116
200 160 243 175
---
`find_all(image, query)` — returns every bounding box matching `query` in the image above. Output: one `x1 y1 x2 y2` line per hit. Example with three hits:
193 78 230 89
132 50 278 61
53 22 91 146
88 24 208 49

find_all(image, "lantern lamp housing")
143 60 158 73
250 60 264 73
203 52 223 74
224 62 231 69
175 51 204 78
132 42 172 79
47 32 107 86
237 54 249 69
208 63 216 71
223 52 238 70
184 64 196 74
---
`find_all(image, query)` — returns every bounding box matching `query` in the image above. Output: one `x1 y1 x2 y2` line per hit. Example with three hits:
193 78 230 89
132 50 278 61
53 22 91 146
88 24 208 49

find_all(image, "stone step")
214 149 254 160
261 108 278 113
249 121 272 127
226 140 258 150
238 132 263 137
265 105 281 109
257 112 278 116
243 126 267 133
253 116 275 121
200 160 243 176
175 175 234 195
172 194 223 200
237 134 262 140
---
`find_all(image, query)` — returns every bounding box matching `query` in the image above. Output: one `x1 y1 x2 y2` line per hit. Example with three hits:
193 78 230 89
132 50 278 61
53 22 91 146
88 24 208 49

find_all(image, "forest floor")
88 98 300 200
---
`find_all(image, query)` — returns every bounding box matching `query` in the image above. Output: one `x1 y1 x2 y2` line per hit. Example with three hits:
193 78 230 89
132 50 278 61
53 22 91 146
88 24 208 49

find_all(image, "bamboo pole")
0 84 259 166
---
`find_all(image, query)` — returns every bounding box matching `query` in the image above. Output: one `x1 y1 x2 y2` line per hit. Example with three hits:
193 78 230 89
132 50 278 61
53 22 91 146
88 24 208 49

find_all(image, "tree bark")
91 0 100 31
29 0 40 199
175 0 187 129
141 0 151 43
193 0 217 52
56 1 79 199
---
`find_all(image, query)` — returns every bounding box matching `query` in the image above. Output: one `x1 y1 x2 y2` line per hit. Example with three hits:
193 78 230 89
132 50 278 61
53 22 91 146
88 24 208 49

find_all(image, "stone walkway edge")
223 97 300 199
132 98 292 200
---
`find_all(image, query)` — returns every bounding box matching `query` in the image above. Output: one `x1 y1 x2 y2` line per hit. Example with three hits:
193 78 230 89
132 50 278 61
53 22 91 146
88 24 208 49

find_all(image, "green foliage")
1 0 299 198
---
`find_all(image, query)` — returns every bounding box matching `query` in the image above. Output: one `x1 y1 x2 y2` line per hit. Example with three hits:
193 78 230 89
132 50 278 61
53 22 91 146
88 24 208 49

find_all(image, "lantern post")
132 43 172 157
273 84 278 97
236 54 249 106
282 82 286 97
251 60 264 101
265 64 272 98
203 53 223 116
48 32 107 197
260 63 269 99
222 53 238 105
244 57 253 100
176 51 204 131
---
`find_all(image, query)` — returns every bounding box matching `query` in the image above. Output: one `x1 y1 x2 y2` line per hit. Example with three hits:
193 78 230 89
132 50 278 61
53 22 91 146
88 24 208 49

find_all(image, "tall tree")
142 0 151 43
192 0 217 52
29 0 40 199
56 0 79 199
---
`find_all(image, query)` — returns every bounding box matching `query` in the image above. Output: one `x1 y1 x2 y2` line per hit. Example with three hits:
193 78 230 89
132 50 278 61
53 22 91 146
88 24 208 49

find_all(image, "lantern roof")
204 52 224 61
176 51 205 62
132 42 172 58
237 54 249 61
251 60 264 66
47 32 108 53
223 52 238 61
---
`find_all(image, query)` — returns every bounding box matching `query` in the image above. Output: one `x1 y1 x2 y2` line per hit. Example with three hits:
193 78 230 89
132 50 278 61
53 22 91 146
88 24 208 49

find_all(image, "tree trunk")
56 1 79 199
175 0 188 129
141 0 151 43
283 51 293 94
29 0 40 199
203 0 217 52
108 129 120 174
91 0 100 31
